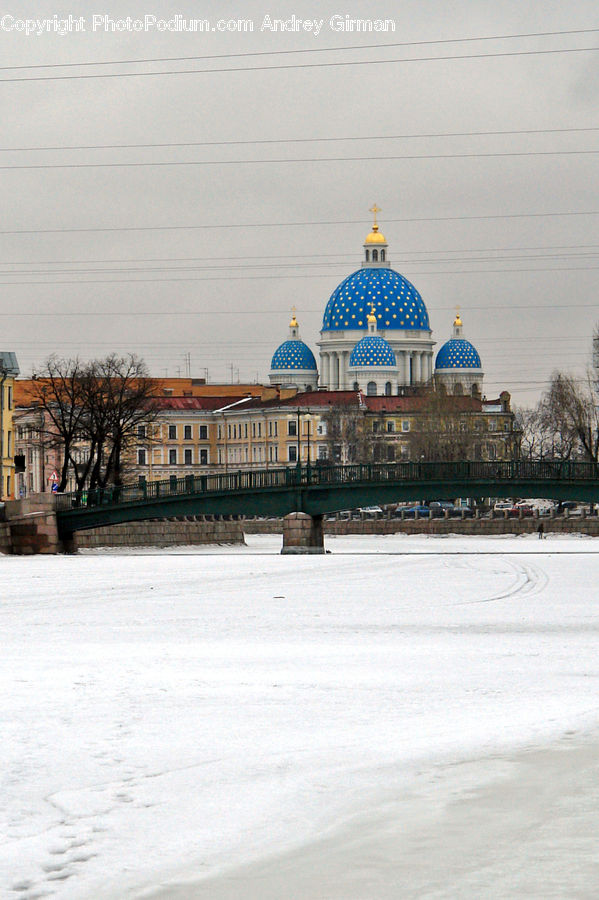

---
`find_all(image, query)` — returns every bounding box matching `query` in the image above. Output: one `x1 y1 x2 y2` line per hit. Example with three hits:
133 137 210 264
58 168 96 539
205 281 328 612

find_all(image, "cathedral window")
381 249 385 261
372 249 378 262
367 381 377 396
385 381 392 396
365 249 370 261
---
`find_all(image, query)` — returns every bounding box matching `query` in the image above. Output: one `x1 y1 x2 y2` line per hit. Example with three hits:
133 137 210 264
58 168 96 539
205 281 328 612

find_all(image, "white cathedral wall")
319 332 434 390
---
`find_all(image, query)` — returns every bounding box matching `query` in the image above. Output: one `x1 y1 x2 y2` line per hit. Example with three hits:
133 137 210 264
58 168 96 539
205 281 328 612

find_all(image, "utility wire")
2 243 599 265
2 148 599 170
2 209 599 236
3 125 599 153
4 27 599 71
1 44 598 83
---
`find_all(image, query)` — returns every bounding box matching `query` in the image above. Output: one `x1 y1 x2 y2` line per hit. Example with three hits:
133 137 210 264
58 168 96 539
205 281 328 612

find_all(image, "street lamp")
305 413 312 467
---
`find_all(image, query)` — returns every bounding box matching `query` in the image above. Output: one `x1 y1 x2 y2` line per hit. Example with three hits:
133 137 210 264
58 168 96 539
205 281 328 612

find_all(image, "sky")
0 0 598 405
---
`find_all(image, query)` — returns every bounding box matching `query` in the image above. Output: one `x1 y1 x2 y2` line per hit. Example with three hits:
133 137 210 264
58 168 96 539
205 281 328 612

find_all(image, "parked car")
493 500 513 513
449 505 474 518
510 503 534 517
400 505 432 518
429 501 454 518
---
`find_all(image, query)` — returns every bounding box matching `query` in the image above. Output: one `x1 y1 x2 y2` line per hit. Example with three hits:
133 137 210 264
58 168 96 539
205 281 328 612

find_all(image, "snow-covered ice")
2 533 599 899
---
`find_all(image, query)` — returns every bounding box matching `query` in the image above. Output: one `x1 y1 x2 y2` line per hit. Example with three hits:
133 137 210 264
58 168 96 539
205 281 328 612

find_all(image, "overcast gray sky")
0 0 597 405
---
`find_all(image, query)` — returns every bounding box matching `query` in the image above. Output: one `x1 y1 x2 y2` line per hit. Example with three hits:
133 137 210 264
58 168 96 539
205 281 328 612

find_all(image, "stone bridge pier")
281 512 325 554
2 494 73 555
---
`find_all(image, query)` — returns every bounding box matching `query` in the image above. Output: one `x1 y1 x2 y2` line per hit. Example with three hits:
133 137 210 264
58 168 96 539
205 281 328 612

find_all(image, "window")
487 443 497 460
184 448 192 465
367 381 377 396
168 425 177 440
385 382 392 396
257 422 262 437
184 425 192 440
288 445 297 462
503 421 511 432
137 449 147 465
372 420 379 432
318 444 328 460
244 423 248 438
217 424 222 439
365 249 370 261
381 249 385 262
372 249 378 262
288 420 297 436
137 425 146 439
453 383 463 396
316 422 327 436
386 420 395 433
274 421 278 437
200 449 208 465
488 420 496 432
268 421 272 437
252 422 256 438
402 420 410 432
199 425 208 440
169 449 177 465
228 424 231 439
274 446 278 461
7 386 12 410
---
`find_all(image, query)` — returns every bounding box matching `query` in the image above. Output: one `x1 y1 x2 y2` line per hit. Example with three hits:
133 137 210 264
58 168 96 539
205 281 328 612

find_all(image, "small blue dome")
349 335 396 368
322 267 430 332
271 339 317 371
435 338 481 370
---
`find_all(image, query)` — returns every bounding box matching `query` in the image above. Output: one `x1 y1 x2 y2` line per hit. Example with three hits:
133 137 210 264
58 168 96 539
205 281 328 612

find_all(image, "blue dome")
349 335 397 368
435 338 481 370
271 339 317 371
322 267 430 331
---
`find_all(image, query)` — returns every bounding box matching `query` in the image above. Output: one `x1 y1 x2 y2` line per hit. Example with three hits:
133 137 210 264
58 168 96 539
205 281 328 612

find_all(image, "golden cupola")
362 204 389 268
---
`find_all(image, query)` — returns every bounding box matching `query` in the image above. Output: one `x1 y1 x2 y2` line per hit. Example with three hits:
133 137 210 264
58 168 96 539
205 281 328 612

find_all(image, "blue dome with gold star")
322 268 430 332
435 338 481 370
271 339 317 371
350 335 397 368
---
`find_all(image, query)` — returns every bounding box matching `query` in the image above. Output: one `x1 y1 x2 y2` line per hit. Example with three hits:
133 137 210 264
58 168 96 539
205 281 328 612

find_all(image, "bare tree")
85 354 161 489
28 354 160 494
513 405 553 459
28 357 87 492
321 402 369 463
539 370 599 464
407 392 476 461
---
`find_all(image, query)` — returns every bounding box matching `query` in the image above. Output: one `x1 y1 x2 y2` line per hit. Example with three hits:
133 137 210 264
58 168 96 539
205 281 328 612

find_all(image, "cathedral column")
341 351 349 389
414 352 421 383
402 351 409 385
321 353 330 389
333 354 340 390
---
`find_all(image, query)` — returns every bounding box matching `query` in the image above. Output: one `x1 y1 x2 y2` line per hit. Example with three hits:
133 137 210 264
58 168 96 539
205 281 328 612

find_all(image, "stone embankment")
76 517 244 550
245 513 599 538
0 494 244 554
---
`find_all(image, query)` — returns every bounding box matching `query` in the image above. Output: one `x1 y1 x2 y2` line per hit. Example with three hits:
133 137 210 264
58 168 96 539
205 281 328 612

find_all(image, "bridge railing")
55 459 599 513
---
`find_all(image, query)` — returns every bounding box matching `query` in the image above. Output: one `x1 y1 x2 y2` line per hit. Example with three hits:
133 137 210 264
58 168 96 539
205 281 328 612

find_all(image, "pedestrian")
537 521 544 540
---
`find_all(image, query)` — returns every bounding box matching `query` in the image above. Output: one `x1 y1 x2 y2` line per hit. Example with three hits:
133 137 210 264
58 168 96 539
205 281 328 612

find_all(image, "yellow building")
0 353 20 499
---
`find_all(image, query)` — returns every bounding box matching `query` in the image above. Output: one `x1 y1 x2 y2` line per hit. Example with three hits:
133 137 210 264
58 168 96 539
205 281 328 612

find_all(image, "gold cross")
369 203 381 226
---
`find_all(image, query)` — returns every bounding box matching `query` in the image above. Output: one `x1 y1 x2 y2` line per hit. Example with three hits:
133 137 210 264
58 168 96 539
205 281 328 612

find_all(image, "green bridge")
55 459 599 536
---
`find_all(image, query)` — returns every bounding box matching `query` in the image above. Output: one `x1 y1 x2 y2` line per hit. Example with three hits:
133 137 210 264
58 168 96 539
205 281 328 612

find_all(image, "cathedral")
269 208 484 398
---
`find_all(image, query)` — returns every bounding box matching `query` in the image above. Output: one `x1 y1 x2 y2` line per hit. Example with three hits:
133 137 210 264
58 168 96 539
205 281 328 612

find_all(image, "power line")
4 27 599 71
2 243 599 266
3 125 599 153
2 250 599 277
0 300 598 315
2 148 599 171
2 209 599 236
1 44 599 83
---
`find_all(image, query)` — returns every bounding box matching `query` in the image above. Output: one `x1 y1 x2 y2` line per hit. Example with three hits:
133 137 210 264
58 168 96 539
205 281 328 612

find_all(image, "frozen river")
2 534 599 899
